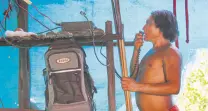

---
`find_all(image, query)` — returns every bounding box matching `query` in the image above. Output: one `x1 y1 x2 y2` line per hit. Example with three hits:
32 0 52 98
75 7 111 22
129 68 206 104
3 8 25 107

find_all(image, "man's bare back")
135 45 180 111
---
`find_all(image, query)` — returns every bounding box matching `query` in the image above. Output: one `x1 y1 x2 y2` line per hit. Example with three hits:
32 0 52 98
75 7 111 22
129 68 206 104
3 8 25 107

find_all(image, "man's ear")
157 28 163 37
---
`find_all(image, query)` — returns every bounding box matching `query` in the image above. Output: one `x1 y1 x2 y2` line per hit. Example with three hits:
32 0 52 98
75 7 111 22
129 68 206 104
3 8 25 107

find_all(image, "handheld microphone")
134 31 144 41
139 31 144 36
139 31 144 40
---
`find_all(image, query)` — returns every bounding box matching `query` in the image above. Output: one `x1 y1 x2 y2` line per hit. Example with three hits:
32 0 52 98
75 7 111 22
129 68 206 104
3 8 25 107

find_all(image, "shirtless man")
121 10 182 111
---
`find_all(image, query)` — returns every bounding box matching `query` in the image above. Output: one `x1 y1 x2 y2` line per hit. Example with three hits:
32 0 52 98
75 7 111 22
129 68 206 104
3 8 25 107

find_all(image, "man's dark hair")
151 10 179 42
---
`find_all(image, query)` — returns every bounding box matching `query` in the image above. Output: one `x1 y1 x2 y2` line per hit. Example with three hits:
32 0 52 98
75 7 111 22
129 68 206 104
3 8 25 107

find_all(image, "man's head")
143 10 179 43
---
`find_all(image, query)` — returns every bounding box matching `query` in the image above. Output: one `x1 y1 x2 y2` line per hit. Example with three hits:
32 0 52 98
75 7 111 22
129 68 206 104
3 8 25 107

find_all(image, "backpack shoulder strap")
161 44 171 83
162 58 168 83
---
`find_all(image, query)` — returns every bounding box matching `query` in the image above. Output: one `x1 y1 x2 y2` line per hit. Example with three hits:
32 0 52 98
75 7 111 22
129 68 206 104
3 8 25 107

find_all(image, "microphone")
134 31 144 41
139 31 144 36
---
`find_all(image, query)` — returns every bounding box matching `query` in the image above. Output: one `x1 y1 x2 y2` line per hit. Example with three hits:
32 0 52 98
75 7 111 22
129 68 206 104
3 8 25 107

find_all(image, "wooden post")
111 0 133 111
105 21 116 111
17 0 30 109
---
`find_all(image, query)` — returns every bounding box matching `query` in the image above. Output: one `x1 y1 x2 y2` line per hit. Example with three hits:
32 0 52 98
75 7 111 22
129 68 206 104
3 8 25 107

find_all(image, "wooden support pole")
17 0 30 109
111 0 133 111
118 24 132 111
106 21 116 111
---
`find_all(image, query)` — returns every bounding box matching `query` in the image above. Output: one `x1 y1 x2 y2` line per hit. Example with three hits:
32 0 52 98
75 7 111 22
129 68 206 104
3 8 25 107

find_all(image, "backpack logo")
56 58 70 64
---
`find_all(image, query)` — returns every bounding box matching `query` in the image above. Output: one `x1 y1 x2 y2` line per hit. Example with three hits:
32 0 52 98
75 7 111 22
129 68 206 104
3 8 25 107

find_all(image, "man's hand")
134 32 144 50
121 77 139 92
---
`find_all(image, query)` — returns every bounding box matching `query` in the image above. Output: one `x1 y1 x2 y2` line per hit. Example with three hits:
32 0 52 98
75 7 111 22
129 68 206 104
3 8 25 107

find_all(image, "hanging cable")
100 42 122 80
0 0 28 48
36 27 61 35
14 0 55 33
30 4 60 26
0 1 36 48
0 0 62 48
80 11 109 67
185 0 189 43
21 0 58 25
80 11 122 80
0 0 13 31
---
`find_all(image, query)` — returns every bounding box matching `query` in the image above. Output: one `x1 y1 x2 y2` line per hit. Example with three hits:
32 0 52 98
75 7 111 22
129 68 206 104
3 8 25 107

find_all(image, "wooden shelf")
0 34 121 47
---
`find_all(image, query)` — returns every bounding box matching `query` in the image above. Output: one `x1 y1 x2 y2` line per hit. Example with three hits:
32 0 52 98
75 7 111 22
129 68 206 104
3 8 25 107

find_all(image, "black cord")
14 0 56 34
30 3 60 26
0 1 31 48
100 42 122 79
0 1 34 48
80 11 122 80
0 1 63 48
0 1 23 48
80 11 109 66
36 27 61 35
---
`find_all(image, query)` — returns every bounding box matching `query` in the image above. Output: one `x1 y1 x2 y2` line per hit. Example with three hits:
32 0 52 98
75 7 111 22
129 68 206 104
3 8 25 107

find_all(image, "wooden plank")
106 21 116 111
17 0 30 109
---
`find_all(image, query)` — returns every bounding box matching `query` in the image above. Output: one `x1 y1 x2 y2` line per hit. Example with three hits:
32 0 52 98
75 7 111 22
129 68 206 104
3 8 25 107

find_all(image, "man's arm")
130 32 143 79
130 47 140 80
135 48 182 95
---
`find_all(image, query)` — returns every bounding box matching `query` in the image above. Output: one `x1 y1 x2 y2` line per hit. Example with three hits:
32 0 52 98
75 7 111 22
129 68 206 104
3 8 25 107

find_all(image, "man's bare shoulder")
168 45 181 57
164 45 182 64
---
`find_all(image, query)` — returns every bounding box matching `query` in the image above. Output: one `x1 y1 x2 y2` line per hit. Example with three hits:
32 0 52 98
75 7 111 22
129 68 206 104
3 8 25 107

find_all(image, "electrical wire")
80 11 122 80
36 27 61 35
0 1 63 48
14 0 56 33
0 0 12 31
30 4 60 26
100 42 122 80
80 11 109 66
0 1 31 48
0 1 39 48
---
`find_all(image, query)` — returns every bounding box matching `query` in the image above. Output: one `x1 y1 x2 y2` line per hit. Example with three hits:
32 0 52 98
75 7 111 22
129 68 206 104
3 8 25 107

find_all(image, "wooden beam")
106 21 116 111
0 34 121 46
0 34 130 46
0 39 134 46
17 0 30 109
